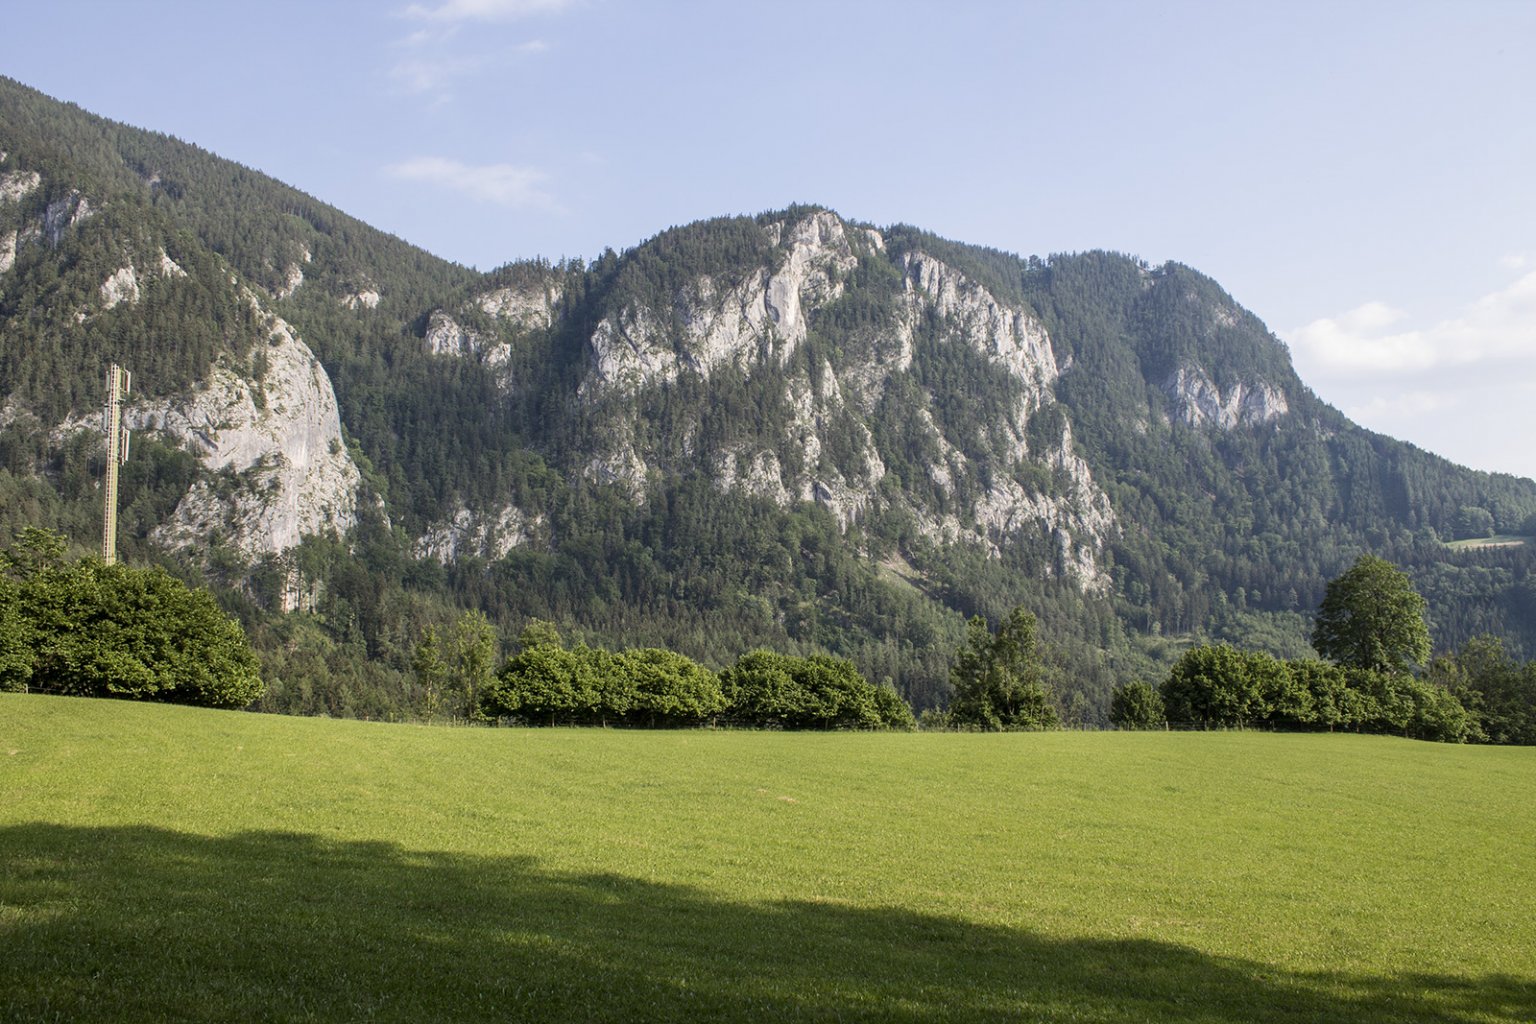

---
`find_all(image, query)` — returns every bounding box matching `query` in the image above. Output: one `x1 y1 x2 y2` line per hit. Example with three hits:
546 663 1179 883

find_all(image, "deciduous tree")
1312 555 1431 674
947 608 1058 730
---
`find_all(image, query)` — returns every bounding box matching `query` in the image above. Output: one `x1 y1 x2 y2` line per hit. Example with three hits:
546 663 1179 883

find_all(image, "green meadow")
2 694 1533 1023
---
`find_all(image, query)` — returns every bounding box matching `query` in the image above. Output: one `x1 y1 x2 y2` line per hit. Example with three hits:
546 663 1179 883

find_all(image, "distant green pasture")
2 694 1533 1022
1444 534 1531 550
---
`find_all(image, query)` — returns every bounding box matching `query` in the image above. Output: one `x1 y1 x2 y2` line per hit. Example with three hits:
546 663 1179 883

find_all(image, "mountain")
4 76 1534 719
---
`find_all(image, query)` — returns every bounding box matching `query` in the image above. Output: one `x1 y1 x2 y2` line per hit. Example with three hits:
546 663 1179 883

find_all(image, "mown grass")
2 693 1534 1022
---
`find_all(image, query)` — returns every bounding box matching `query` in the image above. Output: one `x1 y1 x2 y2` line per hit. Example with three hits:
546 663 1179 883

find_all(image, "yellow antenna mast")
101 363 131 564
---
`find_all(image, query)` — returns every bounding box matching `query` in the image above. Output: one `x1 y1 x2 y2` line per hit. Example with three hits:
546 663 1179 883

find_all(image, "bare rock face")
476 281 562 330
341 288 380 310
567 210 1119 590
424 310 483 358
423 310 513 375
902 252 1058 399
582 209 861 395
711 448 792 507
99 265 141 309
0 230 16 274
44 192 92 245
95 254 189 311
1164 365 1289 428
415 504 541 563
130 301 360 560
582 444 651 501
158 249 187 279
0 169 41 204
275 263 304 300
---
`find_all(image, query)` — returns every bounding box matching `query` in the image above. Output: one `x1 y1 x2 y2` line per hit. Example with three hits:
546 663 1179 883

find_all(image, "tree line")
422 619 917 730
6 526 1533 744
1109 555 1536 744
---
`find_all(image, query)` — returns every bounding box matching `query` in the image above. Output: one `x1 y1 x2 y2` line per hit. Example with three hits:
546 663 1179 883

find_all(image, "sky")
6 0 1535 480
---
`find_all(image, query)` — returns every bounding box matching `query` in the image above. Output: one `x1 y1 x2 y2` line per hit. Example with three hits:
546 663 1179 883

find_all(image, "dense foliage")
1108 680 1165 730
0 528 263 708
1155 561 1482 743
1426 636 1536 745
946 608 1058 730
1312 555 1432 673
1157 644 1474 742
480 621 914 729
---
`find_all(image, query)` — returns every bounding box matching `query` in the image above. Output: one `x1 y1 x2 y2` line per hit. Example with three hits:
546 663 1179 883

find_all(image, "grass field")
3 694 1534 1022
1444 535 1530 551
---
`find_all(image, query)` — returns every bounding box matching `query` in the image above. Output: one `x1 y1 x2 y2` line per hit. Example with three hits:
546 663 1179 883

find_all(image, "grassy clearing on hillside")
1444 535 1530 550
2 694 1534 1023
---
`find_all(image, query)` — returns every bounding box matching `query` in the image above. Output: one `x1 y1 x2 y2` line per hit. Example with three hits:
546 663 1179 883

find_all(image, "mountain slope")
4 77 1535 717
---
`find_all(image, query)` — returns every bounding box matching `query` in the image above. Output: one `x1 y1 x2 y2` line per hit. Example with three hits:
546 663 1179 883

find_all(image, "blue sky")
7 0 1535 481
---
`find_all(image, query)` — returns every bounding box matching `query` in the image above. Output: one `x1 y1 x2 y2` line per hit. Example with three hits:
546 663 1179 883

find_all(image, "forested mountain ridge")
4 76 1534 718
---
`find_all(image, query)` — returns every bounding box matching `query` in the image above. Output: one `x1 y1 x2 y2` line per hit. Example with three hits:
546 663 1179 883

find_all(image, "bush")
1160 644 1265 727
482 625 911 730
2 534 262 709
619 647 725 726
721 650 902 729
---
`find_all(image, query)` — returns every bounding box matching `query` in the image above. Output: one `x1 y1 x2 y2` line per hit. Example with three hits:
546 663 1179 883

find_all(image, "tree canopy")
2 528 263 708
1312 555 1431 673
947 607 1058 730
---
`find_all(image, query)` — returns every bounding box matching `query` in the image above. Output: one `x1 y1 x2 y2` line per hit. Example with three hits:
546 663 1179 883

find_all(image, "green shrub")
1108 680 1164 729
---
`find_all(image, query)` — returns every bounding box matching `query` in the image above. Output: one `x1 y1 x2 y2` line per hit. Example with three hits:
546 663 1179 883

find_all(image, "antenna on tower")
101 363 132 565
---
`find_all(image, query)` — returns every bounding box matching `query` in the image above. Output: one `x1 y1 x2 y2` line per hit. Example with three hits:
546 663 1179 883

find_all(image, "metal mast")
101 363 131 564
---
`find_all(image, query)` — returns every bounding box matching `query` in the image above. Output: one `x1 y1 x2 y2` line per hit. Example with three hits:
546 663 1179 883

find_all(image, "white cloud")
1285 269 1536 379
387 5 553 99
389 53 486 96
401 0 574 22
386 157 558 211
1343 389 1454 423
1282 267 1536 479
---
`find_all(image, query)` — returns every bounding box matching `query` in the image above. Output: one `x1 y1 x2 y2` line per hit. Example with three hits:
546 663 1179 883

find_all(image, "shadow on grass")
1 824 1530 1023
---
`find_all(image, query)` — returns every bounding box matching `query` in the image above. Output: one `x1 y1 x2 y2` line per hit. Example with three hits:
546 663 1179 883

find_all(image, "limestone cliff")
1164 364 1290 429
582 210 867 395
128 298 360 560
415 504 542 563
569 209 1118 589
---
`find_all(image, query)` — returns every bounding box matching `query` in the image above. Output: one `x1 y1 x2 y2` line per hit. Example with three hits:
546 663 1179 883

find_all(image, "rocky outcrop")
44 192 92 245
569 212 1118 588
276 264 303 299
99 265 140 308
158 249 186 279
784 362 887 528
903 252 1058 401
582 210 861 395
476 281 562 329
582 444 651 501
341 288 380 310
0 231 15 274
424 310 482 357
711 448 792 507
129 301 360 560
95 253 187 311
423 310 512 372
415 504 540 563
1164 365 1289 429
0 169 40 204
